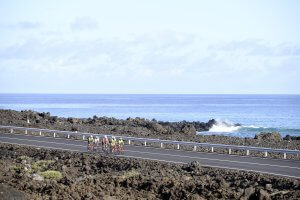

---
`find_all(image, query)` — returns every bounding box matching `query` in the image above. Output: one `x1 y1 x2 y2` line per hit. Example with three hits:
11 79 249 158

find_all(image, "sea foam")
208 120 241 133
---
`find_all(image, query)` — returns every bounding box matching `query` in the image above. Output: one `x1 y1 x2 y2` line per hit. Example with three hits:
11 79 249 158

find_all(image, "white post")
177 144 180 150
53 132 56 137
39 131 42 136
128 140 131 145
83 135 85 140
67 134 70 139
160 143 163 148
10 129 13 134
228 148 231 154
193 146 197 151
283 153 286 159
211 147 214 152
25 130 27 135
144 141 147 146
264 151 268 157
246 150 250 156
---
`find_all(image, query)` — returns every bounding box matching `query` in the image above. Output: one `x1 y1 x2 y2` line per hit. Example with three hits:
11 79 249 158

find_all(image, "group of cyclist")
87 135 124 154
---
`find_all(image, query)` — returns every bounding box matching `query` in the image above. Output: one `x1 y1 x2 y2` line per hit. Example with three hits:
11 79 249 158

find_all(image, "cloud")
211 39 300 57
7 21 41 29
70 17 98 31
0 31 300 93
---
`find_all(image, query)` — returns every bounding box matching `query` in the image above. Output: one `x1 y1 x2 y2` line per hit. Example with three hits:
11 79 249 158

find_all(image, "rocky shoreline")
1 109 299 152
0 143 299 199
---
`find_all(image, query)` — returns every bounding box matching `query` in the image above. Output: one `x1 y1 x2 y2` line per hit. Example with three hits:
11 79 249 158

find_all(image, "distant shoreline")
1 93 300 138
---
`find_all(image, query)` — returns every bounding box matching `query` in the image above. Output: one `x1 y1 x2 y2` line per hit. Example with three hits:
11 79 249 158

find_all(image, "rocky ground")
0 143 299 200
1 109 299 152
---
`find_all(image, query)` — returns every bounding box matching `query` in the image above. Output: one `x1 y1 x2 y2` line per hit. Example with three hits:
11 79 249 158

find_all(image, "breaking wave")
198 120 300 137
208 120 241 133
206 120 272 134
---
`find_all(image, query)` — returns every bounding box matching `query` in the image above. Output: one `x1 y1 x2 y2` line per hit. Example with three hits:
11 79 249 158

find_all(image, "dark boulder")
283 135 300 141
148 122 167 134
181 124 196 135
243 186 255 199
184 161 201 172
39 112 51 119
254 132 282 142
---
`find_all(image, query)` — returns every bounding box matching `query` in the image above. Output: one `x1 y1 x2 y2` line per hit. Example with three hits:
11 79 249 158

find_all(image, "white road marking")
1 140 299 179
117 154 300 179
116 154 186 165
128 143 300 163
0 136 85 147
0 141 82 152
124 149 300 170
1 132 86 143
2 132 300 164
1 135 299 170
198 164 300 179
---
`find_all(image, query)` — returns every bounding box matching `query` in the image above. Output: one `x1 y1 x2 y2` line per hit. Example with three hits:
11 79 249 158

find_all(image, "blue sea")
0 94 299 138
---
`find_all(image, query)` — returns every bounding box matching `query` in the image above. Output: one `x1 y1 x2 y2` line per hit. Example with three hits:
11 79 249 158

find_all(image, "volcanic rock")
0 184 28 200
254 132 282 142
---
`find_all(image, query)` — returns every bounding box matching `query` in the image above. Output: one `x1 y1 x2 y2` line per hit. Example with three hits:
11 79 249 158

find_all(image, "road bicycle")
102 143 110 155
118 144 124 154
87 142 94 152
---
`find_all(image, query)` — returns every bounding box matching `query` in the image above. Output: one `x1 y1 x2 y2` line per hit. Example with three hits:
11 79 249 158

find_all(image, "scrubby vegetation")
41 170 62 180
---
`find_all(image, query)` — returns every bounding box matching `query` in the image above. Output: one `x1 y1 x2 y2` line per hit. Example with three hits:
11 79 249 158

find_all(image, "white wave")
243 125 260 128
209 121 240 133
243 125 268 129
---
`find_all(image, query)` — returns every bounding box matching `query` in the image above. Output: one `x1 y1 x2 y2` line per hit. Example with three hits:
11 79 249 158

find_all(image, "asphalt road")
1 133 300 179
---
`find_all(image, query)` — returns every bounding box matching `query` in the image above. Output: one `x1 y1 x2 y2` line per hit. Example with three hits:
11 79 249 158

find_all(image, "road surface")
0 133 299 178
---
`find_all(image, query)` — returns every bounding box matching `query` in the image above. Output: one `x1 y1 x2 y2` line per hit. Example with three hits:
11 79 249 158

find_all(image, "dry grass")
119 170 140 180
32 160 55 172
41 170 62 180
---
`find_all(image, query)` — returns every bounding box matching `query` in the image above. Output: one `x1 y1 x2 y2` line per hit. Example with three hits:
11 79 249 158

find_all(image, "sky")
0 0 299 94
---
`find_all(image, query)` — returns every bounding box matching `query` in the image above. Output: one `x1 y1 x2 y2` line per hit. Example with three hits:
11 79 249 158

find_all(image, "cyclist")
94 136 100 152
87 135 94 152
102 135 109 153
110 136 117 153
118 137 124 154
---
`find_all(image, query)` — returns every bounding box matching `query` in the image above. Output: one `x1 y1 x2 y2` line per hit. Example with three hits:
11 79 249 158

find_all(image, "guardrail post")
264 151 268 157
10 129 13 134
67 134 70 139
283 153 286 159
246 150 250 156
177 144 180 150
25 130 27 135
193 146 197 151
228 148 231 154
160 143 163 148
53 132 56 137
39 131 42 136
211 147 214 152
144 141 147 146
128 140 131 145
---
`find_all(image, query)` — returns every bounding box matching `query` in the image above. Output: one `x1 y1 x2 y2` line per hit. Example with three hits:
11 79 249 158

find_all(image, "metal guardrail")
1 125 300 159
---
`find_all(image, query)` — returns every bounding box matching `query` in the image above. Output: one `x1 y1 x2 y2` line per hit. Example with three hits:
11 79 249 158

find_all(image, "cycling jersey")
118 139 124 145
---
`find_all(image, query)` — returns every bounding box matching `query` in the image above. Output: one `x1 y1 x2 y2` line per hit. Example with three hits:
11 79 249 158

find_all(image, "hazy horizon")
0 93 300 95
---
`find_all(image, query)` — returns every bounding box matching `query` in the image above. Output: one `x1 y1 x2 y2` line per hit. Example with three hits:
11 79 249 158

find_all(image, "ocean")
0 94 299 138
